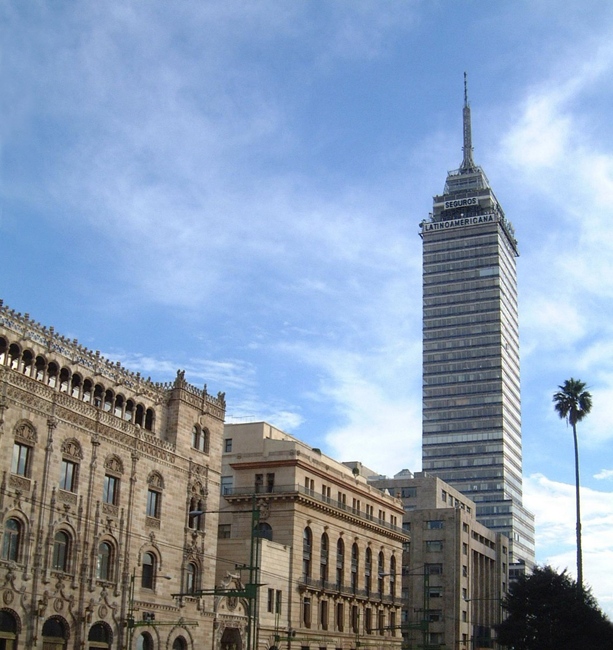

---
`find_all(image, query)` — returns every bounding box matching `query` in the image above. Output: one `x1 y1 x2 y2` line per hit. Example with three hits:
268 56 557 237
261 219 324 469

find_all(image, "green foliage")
497 565 613 650
553 378 592 426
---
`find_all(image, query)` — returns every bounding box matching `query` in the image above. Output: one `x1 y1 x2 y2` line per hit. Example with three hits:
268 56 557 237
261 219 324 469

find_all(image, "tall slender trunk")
572 421 583 590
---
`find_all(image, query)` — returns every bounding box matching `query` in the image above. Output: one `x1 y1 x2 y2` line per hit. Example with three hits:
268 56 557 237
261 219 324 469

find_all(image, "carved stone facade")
0 302 225 649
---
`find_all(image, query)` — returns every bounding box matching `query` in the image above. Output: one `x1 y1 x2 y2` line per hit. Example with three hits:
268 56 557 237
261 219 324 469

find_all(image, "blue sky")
2 0 613 615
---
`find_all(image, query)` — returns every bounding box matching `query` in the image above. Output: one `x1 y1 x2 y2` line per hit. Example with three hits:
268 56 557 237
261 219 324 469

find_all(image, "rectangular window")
268 588 274 613
428 587 443 599
255 474 264 493
224 438 233 452
322 484 331 503
401 486 417 498
103 475 119 505
463 542 468 554
365 608 372 634
378 610 385 635
59 459 77 492
425 540 443 552
275 589 282 614
218 524 231 539
221 476 233 495
426 520 444 529
266 473 275 493
390 611 396 636
303 597 311 628
146 489 160 518
336 602 344 632
11 443 30 477
426 563 443 575
351 605 359 633
320 600 328 630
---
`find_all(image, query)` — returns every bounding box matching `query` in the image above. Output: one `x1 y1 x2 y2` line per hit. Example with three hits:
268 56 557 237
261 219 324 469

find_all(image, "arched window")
93 384 104 408
320 533 329 581
378 551 385 595
52 531 70 572
365 547 372 595
47 361 59 388
22 350 34 375
88 622 111 648
191 425 200 449
0 609 18 646
186 562 197 594
8 344 20 370
135 404 145 427
125 399 134 422
82 379 93 403
136 632 154 650
136 632 153 650
42 617 68 648
336 538 344 589
390 555 397 597
103 389 113 412
201 428 210 453
70 373 82 398
0 337 6 365
302 528 312 579
59 368 70 393
147 473 164 519
141 552 155 589
145 408 154 431
172 637 187 650
351 543 359 593
2 518 21 562
97 542 113 581
35 355 46 381
255 522 273 541
114 394 124 418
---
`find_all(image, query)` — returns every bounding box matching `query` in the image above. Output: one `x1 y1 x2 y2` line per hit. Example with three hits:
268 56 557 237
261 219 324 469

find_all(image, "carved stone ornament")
257 500 270 521
227 596 238 611
61 438 83 460
104 455 124 474
3 590 14 605
147 472 164 489
14 420 37 444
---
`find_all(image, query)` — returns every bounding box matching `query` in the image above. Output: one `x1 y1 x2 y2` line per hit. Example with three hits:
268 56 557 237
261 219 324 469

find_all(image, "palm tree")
553 378 592 590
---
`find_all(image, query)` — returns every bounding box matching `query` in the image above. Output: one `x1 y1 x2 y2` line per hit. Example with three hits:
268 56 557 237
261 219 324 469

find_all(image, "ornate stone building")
216 422 409 650
0 302 225 649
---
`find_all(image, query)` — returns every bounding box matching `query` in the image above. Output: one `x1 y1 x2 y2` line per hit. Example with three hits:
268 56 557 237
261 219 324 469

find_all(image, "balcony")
223 483 407 535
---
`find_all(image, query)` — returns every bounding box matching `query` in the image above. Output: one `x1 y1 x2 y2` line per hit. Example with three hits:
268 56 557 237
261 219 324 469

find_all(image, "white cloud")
595 469 613 480
524 473 613 617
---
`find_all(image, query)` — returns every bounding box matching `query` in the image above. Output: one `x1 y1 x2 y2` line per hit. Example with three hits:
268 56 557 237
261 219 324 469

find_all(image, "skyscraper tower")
421 76 535 565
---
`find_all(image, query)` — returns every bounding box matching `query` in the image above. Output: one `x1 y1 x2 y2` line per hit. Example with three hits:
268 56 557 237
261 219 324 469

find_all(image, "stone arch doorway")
41 616 69 650
87 622 112 649
220 627 242 650
0 610 20 650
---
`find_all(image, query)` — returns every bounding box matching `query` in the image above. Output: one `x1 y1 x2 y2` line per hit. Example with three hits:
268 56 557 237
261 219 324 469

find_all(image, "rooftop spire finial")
460 71 476 171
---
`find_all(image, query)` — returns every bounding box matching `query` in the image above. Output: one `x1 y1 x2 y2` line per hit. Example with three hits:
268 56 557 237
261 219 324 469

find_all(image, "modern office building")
370 470 508 650
420 79 535 565
0 302 226 650
216 422 409 650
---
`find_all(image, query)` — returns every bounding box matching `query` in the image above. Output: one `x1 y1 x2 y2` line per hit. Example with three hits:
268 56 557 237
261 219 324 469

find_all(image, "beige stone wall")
370 472 508 650
219 422 408 650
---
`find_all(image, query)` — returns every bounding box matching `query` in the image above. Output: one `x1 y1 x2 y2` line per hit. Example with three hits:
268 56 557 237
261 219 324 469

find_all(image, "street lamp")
178 497 263 650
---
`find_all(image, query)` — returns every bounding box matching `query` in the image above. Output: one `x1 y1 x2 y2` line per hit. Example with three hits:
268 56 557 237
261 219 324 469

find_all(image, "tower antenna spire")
461 71 476 171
